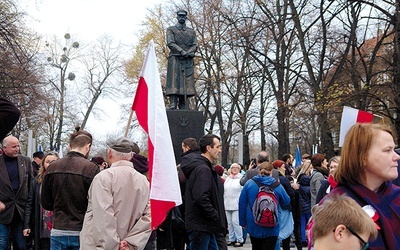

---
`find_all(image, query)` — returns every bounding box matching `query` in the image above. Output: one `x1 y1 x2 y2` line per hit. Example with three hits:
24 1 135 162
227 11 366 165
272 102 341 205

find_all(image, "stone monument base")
166 110 204 164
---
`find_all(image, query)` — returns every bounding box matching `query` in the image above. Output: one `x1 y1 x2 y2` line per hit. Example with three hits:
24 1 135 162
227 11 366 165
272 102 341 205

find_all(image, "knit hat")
214 165 225 176
272 160 285 169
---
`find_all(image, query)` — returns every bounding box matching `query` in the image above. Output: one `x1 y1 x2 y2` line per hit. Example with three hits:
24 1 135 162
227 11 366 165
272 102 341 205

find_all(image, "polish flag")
132 41 182 229
338 106 374 147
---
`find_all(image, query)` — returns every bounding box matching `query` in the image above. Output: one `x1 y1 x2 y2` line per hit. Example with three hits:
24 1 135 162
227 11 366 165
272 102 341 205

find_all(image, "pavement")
226 235 301 250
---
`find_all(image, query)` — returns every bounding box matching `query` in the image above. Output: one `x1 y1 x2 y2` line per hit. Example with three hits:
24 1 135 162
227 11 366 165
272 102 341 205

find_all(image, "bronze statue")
166 10 198 109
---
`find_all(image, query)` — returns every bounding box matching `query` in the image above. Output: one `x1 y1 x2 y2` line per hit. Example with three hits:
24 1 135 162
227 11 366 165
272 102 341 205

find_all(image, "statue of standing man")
166 10 198 110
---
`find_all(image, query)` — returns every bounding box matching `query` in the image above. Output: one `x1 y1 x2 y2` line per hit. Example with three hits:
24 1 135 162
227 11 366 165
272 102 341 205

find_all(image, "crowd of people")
1 95 400 250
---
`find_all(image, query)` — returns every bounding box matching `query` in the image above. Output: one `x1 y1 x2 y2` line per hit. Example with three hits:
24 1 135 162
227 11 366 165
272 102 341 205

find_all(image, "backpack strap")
252 179 279 189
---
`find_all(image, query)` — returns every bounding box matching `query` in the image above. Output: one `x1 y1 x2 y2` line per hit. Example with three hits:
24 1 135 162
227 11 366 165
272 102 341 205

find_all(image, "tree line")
2 0 399 167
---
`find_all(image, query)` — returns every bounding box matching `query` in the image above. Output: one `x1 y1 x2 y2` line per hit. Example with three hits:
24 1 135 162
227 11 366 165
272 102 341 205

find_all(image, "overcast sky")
19 0 163 141
21 0 162 45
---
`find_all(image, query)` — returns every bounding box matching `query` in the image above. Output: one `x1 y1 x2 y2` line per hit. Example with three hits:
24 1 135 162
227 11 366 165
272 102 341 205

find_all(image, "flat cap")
107 137 133 153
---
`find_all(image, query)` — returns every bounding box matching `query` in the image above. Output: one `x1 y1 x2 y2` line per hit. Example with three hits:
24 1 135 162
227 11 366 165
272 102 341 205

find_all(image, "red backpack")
251 179 280 227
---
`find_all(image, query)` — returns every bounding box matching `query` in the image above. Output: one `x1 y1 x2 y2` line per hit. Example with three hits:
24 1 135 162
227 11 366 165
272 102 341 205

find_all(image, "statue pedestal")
166 110 204 164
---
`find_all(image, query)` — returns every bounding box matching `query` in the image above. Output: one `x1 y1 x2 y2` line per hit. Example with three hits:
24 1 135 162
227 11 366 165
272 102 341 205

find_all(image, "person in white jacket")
224 163 244 247
80 137 151 250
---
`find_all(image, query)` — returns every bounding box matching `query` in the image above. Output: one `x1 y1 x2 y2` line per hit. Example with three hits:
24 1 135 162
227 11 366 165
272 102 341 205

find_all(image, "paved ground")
226 235 301 250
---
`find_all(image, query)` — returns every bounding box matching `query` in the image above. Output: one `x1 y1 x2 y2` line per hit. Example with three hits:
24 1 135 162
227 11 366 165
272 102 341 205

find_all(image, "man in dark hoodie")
179 137 200 201
181 134 227 250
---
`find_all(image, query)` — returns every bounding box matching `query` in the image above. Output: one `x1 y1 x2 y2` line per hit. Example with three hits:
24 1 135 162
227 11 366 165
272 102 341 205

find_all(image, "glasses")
346 226 369 250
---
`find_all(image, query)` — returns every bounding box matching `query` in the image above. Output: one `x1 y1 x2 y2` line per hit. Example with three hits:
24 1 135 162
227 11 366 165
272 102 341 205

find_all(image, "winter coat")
297 173 311 214
80 160 151 250
310 171 327 207
238 174 290 238
181 154 227 234
224 173 243 210
41 151 99 231
277 173 294 211
24 176 48 250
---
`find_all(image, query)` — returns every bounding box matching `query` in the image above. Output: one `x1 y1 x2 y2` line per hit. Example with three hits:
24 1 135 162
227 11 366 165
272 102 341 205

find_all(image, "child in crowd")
312 194 377 250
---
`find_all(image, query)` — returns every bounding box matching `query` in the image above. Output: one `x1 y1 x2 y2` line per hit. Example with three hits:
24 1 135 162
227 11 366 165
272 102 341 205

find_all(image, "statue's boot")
178 96 187 109
168 96 178 109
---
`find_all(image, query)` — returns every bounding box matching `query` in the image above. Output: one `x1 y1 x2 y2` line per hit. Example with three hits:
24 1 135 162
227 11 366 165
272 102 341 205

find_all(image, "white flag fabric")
132 41 182 229
339 106 374 147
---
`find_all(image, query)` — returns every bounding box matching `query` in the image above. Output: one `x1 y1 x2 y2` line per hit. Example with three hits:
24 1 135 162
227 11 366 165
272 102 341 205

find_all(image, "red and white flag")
338 106 374 147
132 41 182 229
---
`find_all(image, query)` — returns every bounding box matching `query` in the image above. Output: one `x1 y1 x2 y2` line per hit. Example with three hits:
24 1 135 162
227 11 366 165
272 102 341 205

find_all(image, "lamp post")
47 33 79 151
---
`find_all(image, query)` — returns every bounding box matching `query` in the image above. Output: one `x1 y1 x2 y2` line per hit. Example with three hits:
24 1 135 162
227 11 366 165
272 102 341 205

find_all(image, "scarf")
331 182 400 250
327 175 338 189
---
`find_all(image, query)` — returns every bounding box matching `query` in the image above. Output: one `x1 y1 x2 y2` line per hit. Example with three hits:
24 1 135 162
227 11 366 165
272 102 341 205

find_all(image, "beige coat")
80 160 151 250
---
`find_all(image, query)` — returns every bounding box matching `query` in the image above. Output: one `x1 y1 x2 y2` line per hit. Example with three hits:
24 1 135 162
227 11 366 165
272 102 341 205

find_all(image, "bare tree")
78 36 126 130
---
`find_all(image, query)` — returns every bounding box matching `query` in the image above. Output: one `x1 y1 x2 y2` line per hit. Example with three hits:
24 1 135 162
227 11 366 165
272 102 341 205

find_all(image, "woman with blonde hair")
328 123 400 249
296 160 312 246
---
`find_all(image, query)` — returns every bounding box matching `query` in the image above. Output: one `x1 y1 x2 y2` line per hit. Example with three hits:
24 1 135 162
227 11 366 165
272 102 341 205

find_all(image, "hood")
181 147 200 157
252 174 277 186
181 153 211 179
180 149 201 173
298 173 311 186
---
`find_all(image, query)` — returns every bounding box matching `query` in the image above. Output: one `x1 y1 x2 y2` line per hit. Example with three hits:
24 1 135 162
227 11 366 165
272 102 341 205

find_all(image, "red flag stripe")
356 110 374 123
131 41 182 230
132 77 148 133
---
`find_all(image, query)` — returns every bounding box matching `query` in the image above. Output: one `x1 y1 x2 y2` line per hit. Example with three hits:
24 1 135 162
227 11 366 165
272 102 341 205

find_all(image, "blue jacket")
297 173 311 214
238 174 290 238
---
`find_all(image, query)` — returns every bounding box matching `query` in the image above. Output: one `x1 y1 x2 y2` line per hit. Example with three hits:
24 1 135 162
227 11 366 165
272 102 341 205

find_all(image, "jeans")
0 214 26 250
188 231 218 250
225 210 243 243
300 212 312 243
50 236 79 250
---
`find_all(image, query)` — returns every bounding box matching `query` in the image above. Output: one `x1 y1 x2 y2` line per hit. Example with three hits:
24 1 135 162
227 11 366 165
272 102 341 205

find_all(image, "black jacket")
0 154 32 224
277 173 294 211
41 151 99 231
24 176 42 250
181 154 227 234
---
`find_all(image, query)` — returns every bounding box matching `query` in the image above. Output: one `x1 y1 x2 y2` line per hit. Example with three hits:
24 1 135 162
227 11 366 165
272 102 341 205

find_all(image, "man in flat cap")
80 137 151 250
166 9 198 109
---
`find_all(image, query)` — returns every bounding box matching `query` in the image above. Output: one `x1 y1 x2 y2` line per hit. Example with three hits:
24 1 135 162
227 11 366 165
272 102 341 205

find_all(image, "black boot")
169 95 178 109
178 96 187 109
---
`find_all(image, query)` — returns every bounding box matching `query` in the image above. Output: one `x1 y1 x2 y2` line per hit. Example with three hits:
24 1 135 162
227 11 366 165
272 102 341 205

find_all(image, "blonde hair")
312 194 377 242
297 160 312 177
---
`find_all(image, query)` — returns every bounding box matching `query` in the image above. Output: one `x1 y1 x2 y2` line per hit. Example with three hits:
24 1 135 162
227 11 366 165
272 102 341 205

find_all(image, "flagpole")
124 109 134 137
